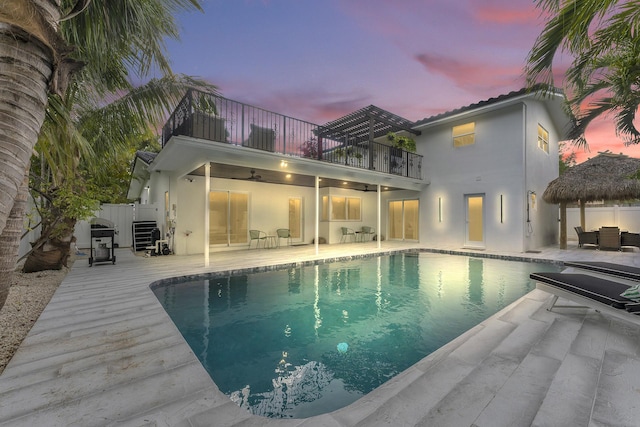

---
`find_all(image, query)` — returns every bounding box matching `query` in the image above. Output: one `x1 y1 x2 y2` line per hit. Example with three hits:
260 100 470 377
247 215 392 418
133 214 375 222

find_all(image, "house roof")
543 152 640 203
134 150 157 165
126 151 158 200
318 105 420 143
414 85 566 128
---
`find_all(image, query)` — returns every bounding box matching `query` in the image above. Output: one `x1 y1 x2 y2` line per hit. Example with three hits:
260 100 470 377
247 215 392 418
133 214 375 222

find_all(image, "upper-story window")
537 124 549 153
453 122 475 147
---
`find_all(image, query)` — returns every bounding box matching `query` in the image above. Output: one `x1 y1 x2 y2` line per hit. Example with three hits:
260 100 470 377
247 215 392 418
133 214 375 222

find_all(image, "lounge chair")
340 227 355 243
530 272 640 325
574 226 598 248
598 226 621 250
248 229 267 249
563 261 640 281
276 228 291 247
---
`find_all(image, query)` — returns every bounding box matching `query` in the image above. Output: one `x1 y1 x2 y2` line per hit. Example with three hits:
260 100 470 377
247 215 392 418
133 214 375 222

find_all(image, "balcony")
162 89 423 180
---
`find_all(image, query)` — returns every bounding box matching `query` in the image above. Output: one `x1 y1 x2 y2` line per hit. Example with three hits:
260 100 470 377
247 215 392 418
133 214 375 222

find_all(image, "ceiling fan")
246 169 262 181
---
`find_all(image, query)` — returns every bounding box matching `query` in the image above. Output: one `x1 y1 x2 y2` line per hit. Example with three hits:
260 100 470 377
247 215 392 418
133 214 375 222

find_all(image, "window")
537 124 549 153
453 122 475 147
330 196 361 220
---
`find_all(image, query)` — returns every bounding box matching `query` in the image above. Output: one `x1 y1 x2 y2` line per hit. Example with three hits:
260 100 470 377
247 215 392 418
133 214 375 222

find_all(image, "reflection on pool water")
152 252 561 419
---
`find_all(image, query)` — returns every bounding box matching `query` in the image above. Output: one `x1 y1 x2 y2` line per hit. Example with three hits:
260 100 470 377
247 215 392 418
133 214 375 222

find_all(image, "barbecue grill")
89 218 116 266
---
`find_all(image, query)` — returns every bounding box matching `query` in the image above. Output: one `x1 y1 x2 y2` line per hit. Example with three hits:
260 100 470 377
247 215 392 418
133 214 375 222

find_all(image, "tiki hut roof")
543 152 640 203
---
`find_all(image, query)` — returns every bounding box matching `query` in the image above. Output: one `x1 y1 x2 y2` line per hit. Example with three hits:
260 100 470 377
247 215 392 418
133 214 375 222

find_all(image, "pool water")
152 253 561 419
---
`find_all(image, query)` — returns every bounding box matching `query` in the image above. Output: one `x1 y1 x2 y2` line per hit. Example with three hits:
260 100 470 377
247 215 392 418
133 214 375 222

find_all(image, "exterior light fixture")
286 174 291 178
280 160 288 168
500 194 504 223
438 197 442 222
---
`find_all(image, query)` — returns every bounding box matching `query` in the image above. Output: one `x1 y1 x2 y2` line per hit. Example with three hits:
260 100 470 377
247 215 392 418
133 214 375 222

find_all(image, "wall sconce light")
280 160 288 168
500 194 504 223
144 185 150 190
438 197 442 223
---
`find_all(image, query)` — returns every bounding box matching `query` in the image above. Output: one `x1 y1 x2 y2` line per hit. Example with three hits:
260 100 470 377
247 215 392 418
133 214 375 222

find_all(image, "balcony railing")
162 89 423 179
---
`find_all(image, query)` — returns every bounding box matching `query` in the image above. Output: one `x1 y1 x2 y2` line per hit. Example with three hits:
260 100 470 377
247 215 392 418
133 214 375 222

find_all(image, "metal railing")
162 89 423 179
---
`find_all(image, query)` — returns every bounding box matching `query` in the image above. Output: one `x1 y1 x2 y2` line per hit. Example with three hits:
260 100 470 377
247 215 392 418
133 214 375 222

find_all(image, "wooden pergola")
543 152 640 248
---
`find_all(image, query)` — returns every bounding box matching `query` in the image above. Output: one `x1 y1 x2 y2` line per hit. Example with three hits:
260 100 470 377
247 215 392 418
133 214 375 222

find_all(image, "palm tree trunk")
0 173 29 308
0 0 72 310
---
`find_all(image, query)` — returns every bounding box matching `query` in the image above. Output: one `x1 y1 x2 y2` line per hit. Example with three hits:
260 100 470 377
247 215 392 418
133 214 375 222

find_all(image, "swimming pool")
152 252 561 419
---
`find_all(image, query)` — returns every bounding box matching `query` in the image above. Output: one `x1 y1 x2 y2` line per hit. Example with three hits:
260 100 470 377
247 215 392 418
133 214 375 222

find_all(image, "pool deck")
1 242 640 426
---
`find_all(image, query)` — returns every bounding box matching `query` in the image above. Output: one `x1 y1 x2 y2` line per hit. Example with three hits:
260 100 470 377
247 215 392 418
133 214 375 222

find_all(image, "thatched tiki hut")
543 152 640 248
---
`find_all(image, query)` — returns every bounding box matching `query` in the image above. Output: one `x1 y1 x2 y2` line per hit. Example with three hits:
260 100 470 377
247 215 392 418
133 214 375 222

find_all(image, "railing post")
282 116 286 154
241 104 245 143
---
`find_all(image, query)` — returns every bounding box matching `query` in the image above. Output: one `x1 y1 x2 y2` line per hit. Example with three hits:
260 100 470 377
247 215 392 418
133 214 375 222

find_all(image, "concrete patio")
1 242 639 426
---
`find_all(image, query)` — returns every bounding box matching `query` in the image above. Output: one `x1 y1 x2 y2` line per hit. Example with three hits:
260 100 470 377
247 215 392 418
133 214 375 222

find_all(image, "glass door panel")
388 200 403 240
209 191 229 245
229 193 248 244
289 197 302 240
465 194 484 246
404 199 419 240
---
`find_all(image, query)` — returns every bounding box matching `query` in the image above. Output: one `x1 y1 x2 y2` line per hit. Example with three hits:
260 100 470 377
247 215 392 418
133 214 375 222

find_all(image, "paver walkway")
1 242 639 426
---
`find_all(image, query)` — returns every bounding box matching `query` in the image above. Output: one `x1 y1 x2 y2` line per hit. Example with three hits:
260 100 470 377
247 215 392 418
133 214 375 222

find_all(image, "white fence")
18 203 160 258
74 203 159 249
566 205 640 241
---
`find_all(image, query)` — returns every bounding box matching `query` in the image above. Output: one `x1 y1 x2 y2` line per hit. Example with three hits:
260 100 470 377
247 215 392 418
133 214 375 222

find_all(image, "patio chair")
244 124 275 152
276 228 291 247
340 227 355 243
248 229 267 249
574 226 598 248
598 226 620 251
360 226 375 241
530 271 640 326
621 232 640 248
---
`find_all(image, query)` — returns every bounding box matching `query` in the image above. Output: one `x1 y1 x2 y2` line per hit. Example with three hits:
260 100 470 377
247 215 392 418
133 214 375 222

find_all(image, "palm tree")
525 0 640 148
0 0 203 308
23 75 215 272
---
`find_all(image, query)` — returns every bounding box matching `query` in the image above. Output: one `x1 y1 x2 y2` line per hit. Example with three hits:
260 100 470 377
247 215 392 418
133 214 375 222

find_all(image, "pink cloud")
414 52 524 91
474 5 539 25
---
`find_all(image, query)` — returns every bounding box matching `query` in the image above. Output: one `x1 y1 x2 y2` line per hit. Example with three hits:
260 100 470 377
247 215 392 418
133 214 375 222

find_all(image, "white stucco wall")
415 99 560 253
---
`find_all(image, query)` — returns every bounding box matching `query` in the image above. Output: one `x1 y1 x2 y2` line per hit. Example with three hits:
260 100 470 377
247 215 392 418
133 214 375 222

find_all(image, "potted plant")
387 132 416 153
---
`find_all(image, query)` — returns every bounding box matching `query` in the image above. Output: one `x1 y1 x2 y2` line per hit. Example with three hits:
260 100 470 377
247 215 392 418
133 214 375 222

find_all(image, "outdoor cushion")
563 261 640 281
530 272 635 309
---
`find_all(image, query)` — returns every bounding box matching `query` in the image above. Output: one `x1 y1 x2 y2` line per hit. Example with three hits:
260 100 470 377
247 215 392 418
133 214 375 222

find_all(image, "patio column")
560 202 567 250
579 199 586 230
377 184 381 249
204 162 210 267
315 175 320 255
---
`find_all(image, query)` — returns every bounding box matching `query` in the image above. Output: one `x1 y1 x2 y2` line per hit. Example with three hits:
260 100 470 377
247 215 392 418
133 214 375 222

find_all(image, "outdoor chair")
599 226 621 251
276 228 291 247
621 232 640 249
244 124 275 152
360 226 375 241
530 271 640 326
248 229 267 249
340 227 355 243
574 226 598 248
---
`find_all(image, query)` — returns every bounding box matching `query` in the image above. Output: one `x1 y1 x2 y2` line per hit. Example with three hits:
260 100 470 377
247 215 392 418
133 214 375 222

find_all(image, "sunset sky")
163 0 638 163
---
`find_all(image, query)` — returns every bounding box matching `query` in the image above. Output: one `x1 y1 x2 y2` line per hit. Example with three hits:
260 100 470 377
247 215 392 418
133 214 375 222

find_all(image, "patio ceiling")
150 135 427 192
317 105 421 143
188 163 403 192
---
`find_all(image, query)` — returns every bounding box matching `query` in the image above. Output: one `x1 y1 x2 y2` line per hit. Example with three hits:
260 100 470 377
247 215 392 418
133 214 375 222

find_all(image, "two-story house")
127 87 569 259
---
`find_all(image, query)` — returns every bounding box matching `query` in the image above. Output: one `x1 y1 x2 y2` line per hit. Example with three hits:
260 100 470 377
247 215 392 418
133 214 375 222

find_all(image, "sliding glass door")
209 191 248 245
388 199 419 241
